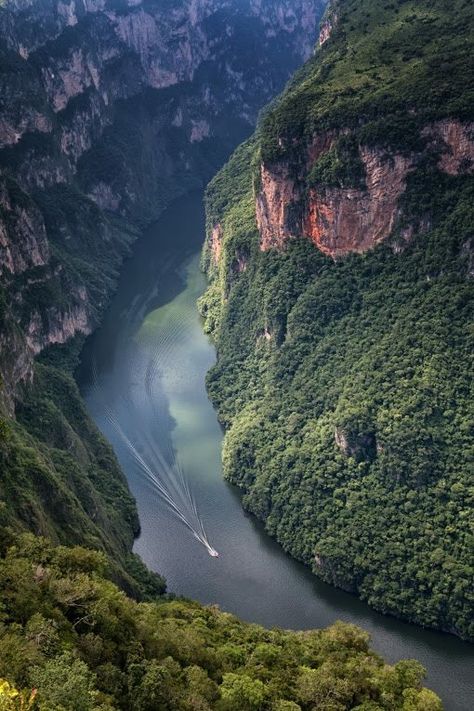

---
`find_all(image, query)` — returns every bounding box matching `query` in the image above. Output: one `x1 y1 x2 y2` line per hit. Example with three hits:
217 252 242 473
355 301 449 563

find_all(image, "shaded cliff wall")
0 0 326 580
0 0 325 410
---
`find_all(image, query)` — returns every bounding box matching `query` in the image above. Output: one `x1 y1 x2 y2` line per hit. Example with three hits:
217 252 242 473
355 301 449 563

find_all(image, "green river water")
80 192 474 710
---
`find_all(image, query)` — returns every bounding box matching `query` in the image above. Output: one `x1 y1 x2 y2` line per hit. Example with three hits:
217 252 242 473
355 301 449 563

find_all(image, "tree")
30 652 97 711
220 674 267 711
0 680 36 711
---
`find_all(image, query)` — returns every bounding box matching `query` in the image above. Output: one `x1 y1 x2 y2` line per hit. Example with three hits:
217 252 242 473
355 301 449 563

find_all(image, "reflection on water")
80 192 474 711
89 303 219 558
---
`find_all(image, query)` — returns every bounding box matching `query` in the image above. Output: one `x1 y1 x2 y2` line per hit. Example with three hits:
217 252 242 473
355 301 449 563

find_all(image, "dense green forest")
0 530 441 710
0 353 165 599
0 0 470 706
200 0 474 640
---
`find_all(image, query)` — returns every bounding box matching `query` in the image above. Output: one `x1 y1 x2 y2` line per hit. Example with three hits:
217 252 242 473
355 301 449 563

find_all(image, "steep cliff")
256 122 473 257
0 0 325 402
201 0 474 639
0 0 325 584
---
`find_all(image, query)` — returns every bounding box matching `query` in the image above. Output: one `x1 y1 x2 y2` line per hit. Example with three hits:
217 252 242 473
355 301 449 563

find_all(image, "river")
79 191 474 710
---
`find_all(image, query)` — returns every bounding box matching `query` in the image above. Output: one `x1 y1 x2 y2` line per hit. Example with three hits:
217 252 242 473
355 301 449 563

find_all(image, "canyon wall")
0 0 325 411
201 0 474 638
255 121 474 259
0 0 326 581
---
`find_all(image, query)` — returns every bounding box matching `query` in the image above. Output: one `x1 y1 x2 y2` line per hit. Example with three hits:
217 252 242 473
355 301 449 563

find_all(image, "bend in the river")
79 192 474 711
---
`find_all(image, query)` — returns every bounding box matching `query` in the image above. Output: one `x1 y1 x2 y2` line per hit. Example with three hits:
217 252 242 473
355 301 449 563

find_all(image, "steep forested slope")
0 1 459 706
0 530 442 710
200 0 474 639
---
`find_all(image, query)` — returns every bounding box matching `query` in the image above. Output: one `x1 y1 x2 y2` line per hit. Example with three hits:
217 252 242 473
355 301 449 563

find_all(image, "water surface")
80 192 474 711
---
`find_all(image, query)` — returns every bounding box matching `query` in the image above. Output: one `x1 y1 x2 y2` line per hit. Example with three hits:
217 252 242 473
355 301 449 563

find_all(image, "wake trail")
91 355 218 558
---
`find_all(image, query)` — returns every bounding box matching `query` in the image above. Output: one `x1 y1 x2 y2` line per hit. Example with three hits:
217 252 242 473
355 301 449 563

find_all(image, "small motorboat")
208 548 219 558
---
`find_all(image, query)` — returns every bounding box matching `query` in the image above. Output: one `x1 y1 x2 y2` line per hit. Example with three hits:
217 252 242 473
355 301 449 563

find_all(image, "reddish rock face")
303 148 413 257
210 223 223 266
307 131 337 165
256 163 300 250
257 146 413 257
423 120 474 176
256 121 474 259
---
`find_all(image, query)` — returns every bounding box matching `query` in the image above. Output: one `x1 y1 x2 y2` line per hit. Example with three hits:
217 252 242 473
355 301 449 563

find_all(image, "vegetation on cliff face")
200 0 474 640
0 357 165 599
0 0 324 591
0 531 441 711
259 0 473 163
0 2 442 708
0 0 463 706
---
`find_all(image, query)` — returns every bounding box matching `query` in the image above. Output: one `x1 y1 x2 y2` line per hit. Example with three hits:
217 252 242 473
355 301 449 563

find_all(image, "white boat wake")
92 349 219 558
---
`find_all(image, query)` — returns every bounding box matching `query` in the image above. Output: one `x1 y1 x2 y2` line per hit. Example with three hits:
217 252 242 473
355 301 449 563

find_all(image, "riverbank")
79 192 474 710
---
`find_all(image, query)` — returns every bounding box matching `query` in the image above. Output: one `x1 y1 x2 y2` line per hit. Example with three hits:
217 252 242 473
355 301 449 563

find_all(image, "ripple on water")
80 192 474 711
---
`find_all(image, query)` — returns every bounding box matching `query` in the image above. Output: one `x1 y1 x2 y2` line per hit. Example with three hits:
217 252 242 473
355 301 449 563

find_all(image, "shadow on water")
79 191 474 711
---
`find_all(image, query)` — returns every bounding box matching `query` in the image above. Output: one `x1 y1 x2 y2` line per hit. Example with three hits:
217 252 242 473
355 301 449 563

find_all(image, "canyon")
0 0 325 583
0 0 472 707
0 0 325 411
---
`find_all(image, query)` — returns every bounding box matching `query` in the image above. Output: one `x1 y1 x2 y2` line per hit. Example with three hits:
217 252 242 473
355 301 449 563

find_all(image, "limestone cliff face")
209 223 223 266
256 163 300 250
25 286 91 355
318 0 338 45
303 148 414 257
423 120 474 176
255 119 474 258
0 0 326 407
1 0 324 152
0 179 50 274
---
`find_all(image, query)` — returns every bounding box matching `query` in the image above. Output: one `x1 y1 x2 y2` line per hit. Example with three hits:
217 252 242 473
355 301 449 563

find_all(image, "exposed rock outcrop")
0 0 326 408
256 121 474 259
334 425 377 463
26 290 91 355
304 148 413 257
318 0 338 46
423 120 474 176
209 223 223 266
256 144 414 256
256 163 301 250
0 179 50 274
